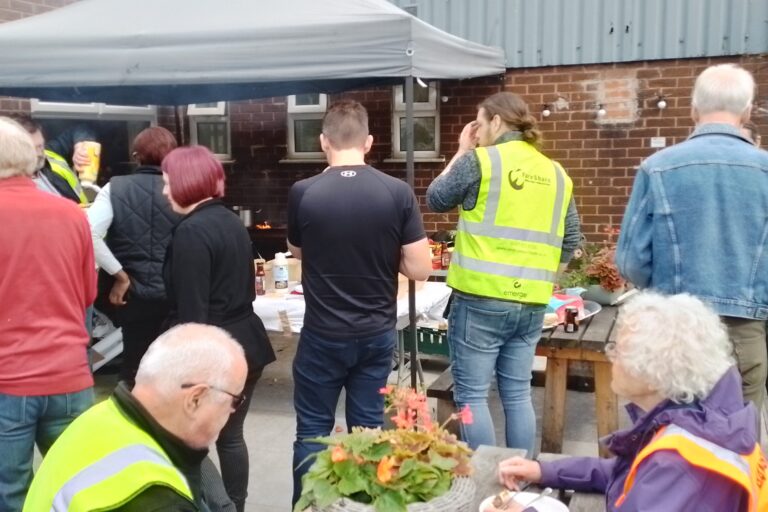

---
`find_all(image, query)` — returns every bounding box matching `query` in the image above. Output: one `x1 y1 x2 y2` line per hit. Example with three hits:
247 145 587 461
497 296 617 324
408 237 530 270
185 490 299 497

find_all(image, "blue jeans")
448 293 545 455
0 387 94 511
292 327 396 505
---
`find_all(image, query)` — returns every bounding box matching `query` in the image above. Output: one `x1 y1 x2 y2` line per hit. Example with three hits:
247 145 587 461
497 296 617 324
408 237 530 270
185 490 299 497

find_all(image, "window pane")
399 117 436 151
197 122 229 155
398 85 431 104
294 94 321 106
414 85 430 103
294 119 322 153
193 102 218 108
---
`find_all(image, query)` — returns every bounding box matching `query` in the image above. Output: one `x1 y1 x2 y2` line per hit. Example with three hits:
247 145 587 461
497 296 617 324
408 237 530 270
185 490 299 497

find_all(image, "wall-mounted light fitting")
656 96 667 109
542 104 552 117
596 104 607 117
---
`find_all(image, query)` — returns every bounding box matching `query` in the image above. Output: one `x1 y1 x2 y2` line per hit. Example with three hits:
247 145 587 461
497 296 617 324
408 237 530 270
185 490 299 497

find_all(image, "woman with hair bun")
425 92 581 454
161 145 275 512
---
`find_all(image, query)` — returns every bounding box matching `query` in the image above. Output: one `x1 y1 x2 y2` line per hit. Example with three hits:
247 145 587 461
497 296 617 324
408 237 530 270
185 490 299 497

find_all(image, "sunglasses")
181 383 246 410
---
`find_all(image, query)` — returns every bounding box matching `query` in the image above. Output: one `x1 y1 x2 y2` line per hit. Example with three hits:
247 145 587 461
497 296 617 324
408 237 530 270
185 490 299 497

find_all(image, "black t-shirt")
288 165 426 338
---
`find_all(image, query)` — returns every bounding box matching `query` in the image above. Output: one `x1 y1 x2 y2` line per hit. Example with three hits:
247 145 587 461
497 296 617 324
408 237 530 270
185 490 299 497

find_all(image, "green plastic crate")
403 325 450 357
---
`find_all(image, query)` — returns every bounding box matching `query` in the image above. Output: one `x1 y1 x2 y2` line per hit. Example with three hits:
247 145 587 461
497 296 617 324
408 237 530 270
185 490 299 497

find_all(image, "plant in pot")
559 227 626 305
295 386 475 512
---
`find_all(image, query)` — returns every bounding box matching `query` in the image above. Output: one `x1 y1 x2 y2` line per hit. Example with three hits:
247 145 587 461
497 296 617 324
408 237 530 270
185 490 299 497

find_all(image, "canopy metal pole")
404 76 418 390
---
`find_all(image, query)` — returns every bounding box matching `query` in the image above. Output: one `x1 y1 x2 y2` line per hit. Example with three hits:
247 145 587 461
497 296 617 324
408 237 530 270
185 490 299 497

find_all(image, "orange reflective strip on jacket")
614 424 767 511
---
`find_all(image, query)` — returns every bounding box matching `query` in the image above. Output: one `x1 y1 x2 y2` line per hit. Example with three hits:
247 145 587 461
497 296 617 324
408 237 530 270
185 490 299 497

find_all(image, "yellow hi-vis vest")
44 149 88 205
23 399 194 512
616 424 768 511
447 138 572 304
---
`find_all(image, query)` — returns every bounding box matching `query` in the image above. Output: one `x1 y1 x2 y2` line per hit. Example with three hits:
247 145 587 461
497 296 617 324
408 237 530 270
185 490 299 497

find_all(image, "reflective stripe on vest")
450 251 557 283
22 399 194 512
45 150 87 204
51 444 184 512
447 139 572 304
616 424 766 511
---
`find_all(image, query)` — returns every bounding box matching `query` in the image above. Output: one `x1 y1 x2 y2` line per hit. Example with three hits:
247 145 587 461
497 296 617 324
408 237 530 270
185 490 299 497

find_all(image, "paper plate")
479 492 569 512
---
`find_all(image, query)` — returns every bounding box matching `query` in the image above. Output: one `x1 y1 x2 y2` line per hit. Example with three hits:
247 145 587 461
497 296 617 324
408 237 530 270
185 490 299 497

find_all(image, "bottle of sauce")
564 306 579 333
273 252 289 292
440 242 451 269
255 260 266 296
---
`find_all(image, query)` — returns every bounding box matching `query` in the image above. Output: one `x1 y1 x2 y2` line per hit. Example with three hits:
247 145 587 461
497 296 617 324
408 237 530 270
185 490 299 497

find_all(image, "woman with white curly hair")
485 291 765 512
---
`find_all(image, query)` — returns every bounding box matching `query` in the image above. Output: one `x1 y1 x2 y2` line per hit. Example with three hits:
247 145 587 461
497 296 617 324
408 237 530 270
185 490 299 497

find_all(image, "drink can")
76 141 101 184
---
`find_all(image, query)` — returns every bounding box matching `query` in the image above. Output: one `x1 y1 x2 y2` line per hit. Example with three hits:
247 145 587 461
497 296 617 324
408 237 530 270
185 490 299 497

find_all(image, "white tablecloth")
252 281 452 334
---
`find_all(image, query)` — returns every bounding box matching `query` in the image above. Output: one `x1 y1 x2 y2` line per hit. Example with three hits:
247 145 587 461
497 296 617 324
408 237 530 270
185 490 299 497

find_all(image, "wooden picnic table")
537 306 619 457
472 445 606 512
428 305 620 457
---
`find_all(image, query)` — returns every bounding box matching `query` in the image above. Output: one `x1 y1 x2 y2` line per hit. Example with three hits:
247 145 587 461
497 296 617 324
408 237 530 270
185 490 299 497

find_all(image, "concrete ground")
93 332 632 512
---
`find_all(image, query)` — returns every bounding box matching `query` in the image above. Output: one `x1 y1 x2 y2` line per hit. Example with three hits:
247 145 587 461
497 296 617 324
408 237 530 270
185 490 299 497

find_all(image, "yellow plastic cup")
76 141 101 184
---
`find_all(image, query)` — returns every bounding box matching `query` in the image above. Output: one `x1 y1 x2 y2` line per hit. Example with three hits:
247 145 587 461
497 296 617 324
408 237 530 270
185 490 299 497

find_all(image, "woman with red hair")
161 145 275 512
88 126 180 383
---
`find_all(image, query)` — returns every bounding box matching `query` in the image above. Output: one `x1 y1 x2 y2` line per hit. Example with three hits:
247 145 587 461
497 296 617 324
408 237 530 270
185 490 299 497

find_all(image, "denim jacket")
616 123 768 319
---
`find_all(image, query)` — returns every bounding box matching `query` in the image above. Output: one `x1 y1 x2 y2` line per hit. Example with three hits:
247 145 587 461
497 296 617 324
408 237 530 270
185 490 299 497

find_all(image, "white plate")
479 492 569 512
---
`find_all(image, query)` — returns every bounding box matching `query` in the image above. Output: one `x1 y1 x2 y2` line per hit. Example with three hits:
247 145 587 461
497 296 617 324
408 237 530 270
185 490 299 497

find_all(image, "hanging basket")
315 476 476 512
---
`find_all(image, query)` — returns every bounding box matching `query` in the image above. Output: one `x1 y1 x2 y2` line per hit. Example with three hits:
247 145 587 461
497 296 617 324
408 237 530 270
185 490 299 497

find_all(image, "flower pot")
315 476 476 512
582 284 625 306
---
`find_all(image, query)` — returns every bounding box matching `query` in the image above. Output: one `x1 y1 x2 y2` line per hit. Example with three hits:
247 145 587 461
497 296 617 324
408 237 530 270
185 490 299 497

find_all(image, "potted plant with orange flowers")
559 226 626 305
295 386 475 512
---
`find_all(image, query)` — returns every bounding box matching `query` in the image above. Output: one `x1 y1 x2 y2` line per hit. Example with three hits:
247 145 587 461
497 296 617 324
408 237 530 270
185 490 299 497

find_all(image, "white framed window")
187 102 227 116
188 103 231 160
391 81 440 158
286 93 328 159
31 99 157 122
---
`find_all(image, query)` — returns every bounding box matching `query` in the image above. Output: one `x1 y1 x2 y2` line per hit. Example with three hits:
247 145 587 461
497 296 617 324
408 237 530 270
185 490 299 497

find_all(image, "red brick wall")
224 56 767 240
504 56 768 240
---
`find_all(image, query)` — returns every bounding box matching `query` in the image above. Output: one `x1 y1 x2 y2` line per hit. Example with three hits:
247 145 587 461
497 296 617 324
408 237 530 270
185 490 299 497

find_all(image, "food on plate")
543 312 559 328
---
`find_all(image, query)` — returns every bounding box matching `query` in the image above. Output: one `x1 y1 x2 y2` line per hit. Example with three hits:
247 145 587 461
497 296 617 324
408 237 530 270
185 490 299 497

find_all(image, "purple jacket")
539 367 756 511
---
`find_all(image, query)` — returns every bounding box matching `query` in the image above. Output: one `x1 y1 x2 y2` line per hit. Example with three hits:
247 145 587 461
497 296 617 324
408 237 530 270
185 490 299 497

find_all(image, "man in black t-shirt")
287 100 431 505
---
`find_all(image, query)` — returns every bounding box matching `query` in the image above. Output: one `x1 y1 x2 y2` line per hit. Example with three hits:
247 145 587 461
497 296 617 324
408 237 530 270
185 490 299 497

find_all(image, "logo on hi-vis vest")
503 281 526 298
507 168 552 190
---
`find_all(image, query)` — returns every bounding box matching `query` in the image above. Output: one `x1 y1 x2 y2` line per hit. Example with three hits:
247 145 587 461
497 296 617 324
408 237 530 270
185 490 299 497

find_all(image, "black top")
111 382 206 512
164 199 276 375
108 166 180 301
287 165 426 338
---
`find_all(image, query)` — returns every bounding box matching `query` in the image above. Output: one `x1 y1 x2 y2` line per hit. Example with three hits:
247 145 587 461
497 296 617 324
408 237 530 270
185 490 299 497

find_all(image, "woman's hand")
498 457 542 490
109 270 131 306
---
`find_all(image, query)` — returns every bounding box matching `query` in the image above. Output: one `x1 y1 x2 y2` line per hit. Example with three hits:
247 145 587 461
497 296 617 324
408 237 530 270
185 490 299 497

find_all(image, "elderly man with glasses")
24 323 248 512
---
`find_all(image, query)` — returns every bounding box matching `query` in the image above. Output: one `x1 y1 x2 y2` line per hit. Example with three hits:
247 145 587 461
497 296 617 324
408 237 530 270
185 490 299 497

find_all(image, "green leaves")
295 387 474 512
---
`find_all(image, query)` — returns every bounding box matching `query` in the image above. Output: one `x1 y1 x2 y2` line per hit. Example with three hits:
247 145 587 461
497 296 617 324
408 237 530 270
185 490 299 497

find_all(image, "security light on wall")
542 104 552 117
596 104 607 117
656 96 667 109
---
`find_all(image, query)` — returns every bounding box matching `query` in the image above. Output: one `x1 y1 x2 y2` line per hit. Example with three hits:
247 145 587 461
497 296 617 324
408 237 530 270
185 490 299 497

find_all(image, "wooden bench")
427 306 619 457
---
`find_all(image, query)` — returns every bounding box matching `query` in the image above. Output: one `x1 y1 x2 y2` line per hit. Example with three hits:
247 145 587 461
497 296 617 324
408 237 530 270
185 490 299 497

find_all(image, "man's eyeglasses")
181 383 246 410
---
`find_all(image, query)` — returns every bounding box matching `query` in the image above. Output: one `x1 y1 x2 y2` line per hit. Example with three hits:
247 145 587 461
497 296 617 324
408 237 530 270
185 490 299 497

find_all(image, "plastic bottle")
273 252 289 292
255 260 266 296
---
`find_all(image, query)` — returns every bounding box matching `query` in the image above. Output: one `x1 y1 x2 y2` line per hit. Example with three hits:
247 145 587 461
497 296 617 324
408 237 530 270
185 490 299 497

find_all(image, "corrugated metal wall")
389 0 768 68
